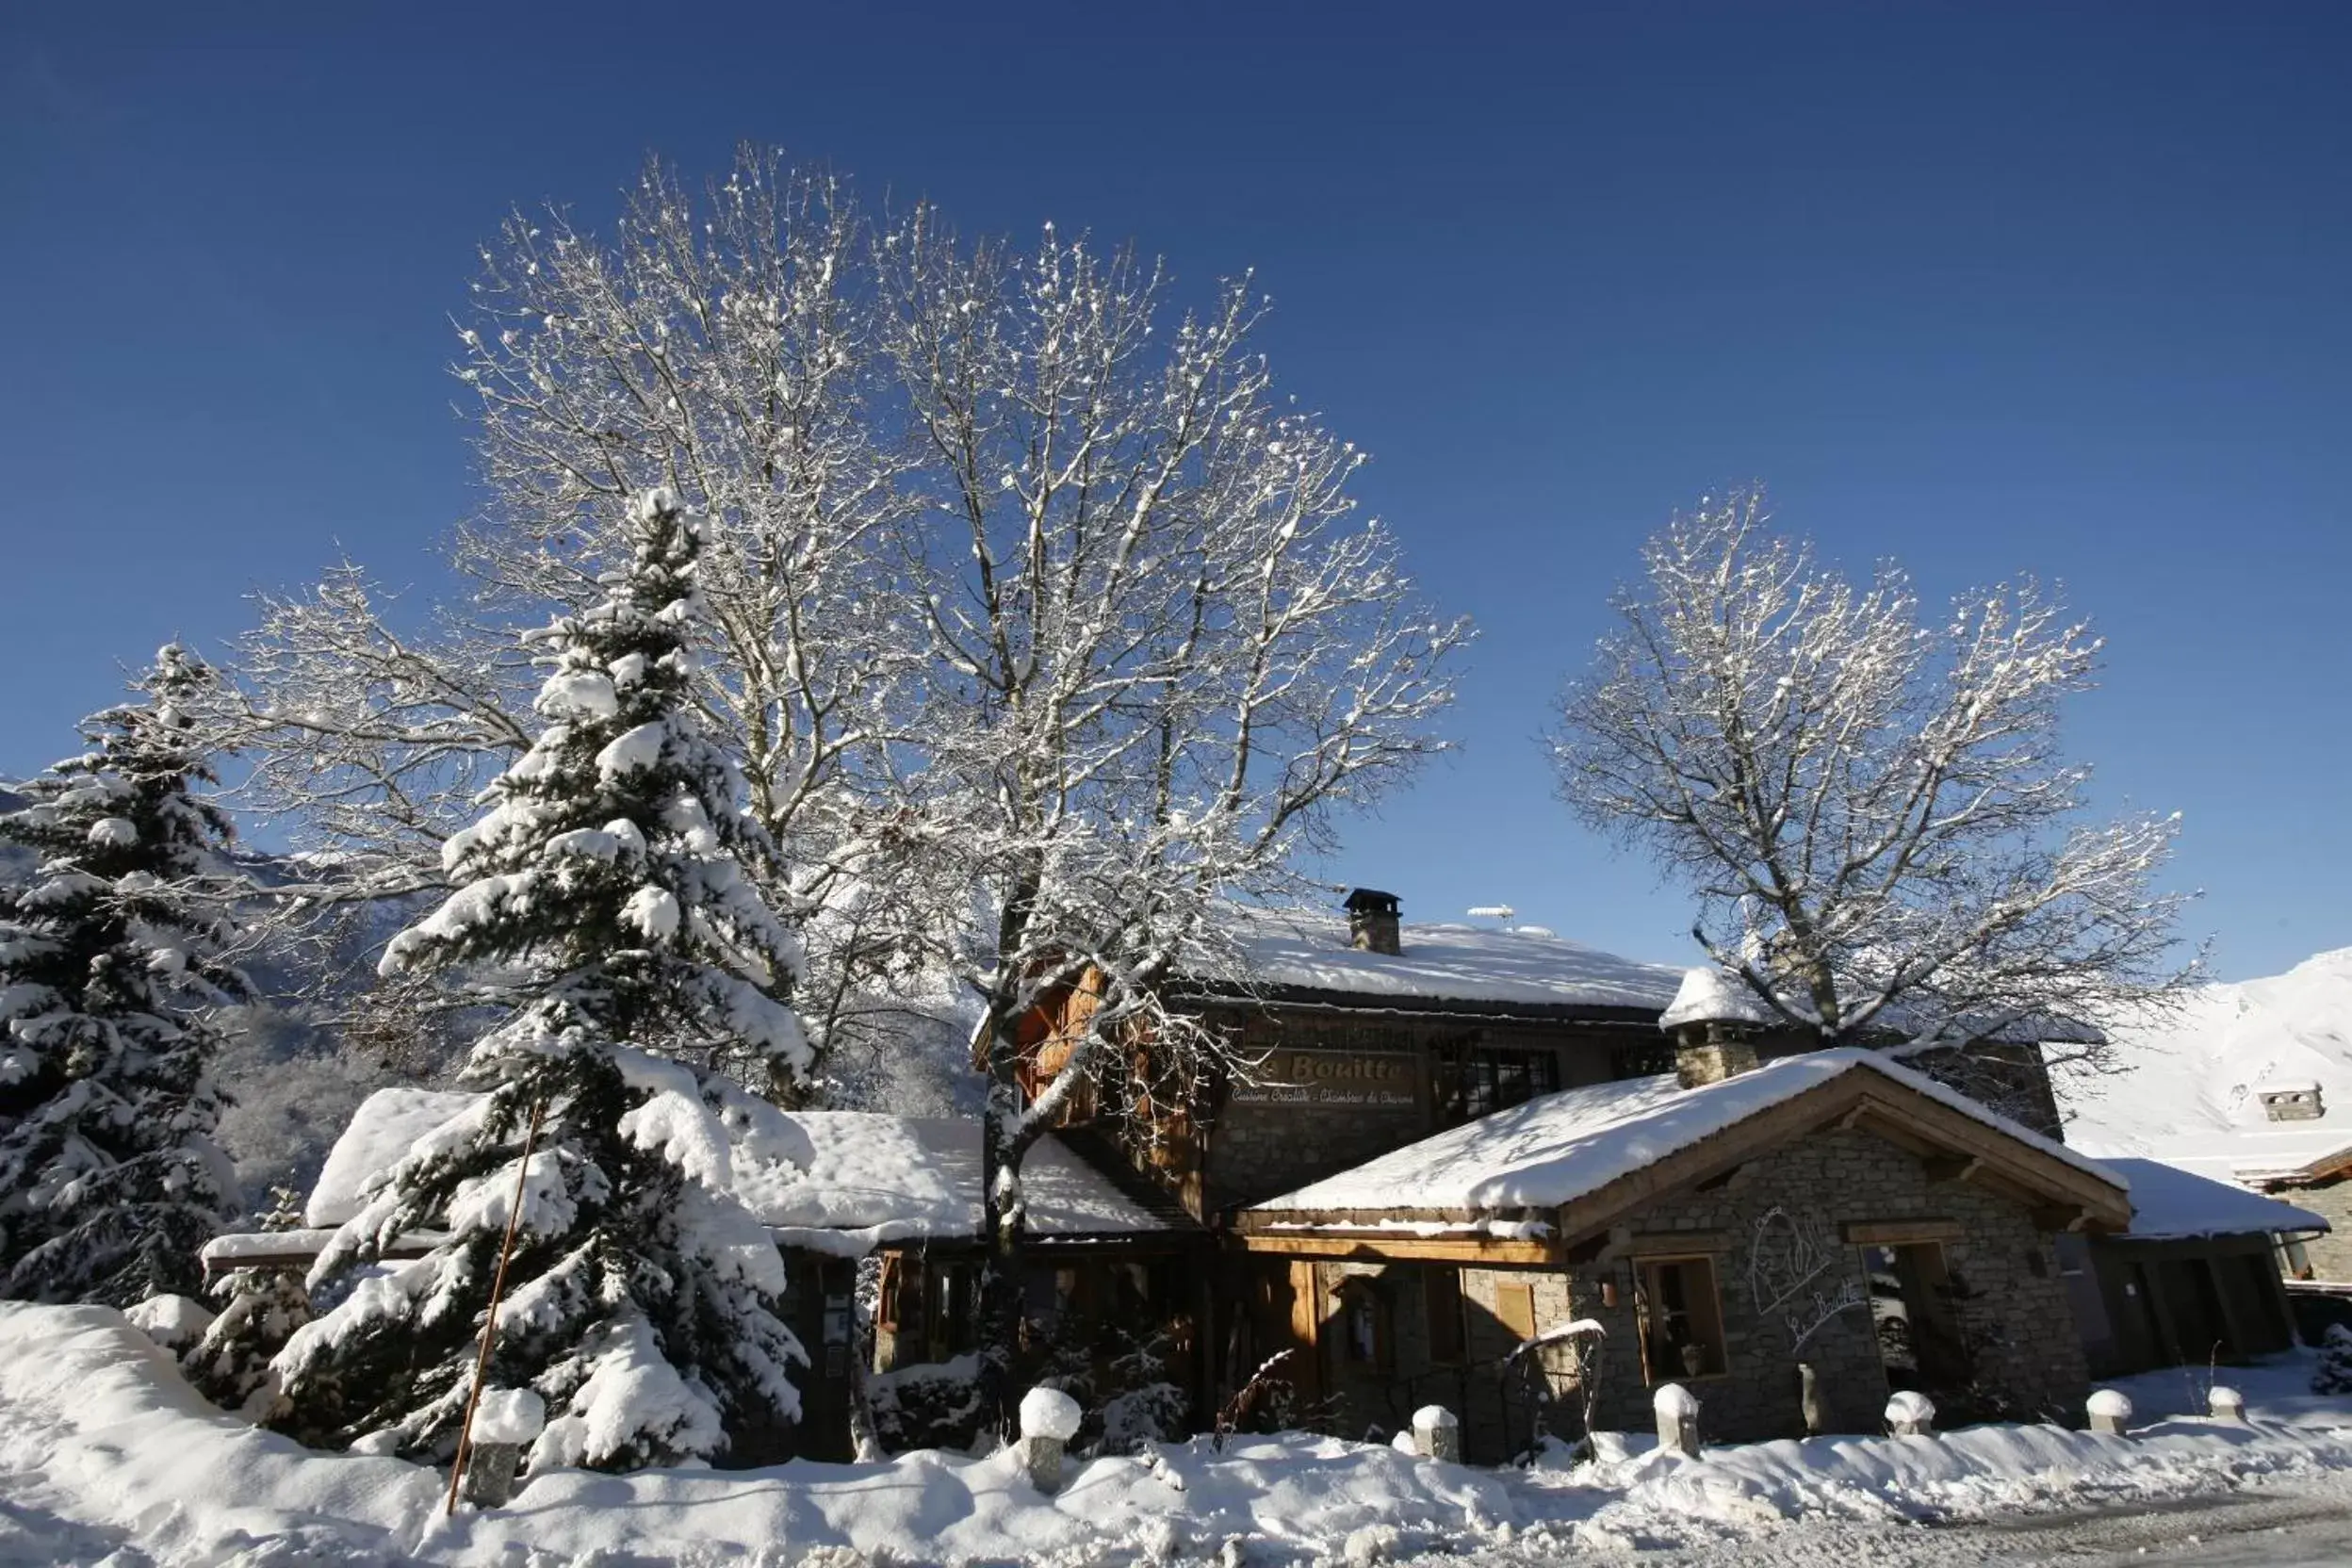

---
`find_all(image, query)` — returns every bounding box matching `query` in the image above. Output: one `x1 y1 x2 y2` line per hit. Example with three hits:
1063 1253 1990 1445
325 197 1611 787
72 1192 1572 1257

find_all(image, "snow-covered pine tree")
2313 1323 2352 1396
274 490 814 1471
0 645 243 1305
189 1186 313 1420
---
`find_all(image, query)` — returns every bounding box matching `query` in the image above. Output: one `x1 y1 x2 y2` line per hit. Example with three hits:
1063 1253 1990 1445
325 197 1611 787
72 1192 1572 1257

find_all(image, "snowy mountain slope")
2055 947 2352 1180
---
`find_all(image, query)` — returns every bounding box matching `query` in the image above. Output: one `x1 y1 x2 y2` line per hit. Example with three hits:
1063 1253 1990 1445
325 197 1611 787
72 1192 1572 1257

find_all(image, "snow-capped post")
1019 1386 1083 1491
1653 1382 1701 1457
2207 1385 2246 1423
1796 1363 1824 1437
2086 1389 2133 1436
446 1098 545 1515
1411 1404 1462 1462
460 1388 545 1509
1884 1390 1936 1437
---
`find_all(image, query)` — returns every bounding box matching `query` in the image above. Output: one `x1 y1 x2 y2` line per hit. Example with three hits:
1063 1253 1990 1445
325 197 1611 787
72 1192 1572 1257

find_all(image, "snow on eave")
2098 1156 2332 1241
1244 1047 2124 1222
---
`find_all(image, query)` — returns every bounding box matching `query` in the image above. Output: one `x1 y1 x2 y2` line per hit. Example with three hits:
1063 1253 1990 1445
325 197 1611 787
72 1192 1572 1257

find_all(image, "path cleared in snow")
6 1303 2352 1566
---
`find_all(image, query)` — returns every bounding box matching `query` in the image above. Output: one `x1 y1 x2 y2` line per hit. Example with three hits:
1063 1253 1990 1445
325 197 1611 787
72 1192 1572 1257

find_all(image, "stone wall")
1291 1125 2091 1457
1571 1128 2089 1439
1197 1008 1631 1212
2290 1176 2352 1282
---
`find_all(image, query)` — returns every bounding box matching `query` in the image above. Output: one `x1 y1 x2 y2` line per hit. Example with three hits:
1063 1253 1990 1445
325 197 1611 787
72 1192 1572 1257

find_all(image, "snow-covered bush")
870 1355 988 1454
0 645 245 1305
2312 1324 2352 1396
270 494 816 1471
1099 1380 1193 1456
125 1293 217 1353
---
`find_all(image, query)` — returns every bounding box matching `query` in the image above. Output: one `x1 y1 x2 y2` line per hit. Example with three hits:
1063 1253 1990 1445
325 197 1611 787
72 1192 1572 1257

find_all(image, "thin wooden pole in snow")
445 1097 546 1517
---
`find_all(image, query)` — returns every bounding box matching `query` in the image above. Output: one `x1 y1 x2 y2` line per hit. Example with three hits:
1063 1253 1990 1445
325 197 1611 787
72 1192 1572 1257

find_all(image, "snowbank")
5 1304 2352 1566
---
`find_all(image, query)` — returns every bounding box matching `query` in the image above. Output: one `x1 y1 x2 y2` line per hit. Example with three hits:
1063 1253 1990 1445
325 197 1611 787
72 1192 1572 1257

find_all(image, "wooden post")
445 1098 546 1517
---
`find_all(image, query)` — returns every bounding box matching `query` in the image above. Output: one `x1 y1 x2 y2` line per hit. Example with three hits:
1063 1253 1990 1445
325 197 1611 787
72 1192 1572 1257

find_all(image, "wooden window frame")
1635 1253 1730 1383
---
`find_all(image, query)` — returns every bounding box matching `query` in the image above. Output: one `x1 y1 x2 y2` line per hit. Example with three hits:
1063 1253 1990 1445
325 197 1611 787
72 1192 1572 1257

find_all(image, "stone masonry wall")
2290 1176 2352 1282
1297 1127 2091 1456
1572 1127 2091 1440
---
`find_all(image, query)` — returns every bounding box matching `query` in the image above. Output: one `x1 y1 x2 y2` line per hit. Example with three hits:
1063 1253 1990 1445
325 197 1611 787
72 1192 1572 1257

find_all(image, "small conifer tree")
0 646 243 1304
188 1185 313 1420
274 491 814 1470
2313 1322 2352 1396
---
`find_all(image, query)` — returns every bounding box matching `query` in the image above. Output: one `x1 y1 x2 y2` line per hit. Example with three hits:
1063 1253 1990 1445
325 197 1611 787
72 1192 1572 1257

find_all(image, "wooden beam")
1233 1232 1561 1266
1844 1218 1965 1246
1605 1229 1734 1259
1286 1259 1323 1402
1923 1155 1984 1184
2034 1204 2094 1233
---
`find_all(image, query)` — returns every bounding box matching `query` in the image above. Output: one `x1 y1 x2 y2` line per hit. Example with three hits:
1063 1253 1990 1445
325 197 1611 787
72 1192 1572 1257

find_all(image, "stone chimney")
1344 888 1402 956
2259 1083 2325 1122
1658 967 1771 1088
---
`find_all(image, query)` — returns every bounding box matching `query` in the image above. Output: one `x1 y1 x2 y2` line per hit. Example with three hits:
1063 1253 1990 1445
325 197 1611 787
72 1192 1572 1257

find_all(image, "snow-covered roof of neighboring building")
306 1087 479 1227
1219 909 1684 1013
2101 1156 2330 1241
2054 947 2352 1185
1246 1047 2122 1219
295 1087 1172 1261
1658 967 1772 1032
736 1113 1175 1254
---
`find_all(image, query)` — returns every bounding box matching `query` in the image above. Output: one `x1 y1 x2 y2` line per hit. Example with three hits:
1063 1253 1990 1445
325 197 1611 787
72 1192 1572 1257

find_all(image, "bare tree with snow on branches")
206 150 930 1089
870 208 1468 1418
1550 489 2197 1095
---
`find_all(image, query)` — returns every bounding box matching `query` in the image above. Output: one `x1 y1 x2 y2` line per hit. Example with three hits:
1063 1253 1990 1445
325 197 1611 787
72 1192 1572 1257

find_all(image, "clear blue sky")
3 3 2345 980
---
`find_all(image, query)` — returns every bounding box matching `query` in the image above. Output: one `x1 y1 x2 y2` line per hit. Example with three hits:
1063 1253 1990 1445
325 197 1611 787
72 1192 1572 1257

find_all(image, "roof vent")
1343 888 1401 956
2258 1083 2324 1122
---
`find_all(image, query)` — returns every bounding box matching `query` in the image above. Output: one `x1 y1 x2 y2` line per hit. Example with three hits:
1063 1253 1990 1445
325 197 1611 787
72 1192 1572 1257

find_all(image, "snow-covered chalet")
209 892 2330 1465
1009 890 2317 1458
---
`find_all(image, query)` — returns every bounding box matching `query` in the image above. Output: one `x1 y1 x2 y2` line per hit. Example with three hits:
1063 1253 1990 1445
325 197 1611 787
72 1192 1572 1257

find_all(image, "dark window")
1435 1045 1561 1126
1612 1040 1677 1079
1637 1256 1727 1380
1333 1279 1389 1369
1864 1243 1970 1392
1424 1267 1465 1364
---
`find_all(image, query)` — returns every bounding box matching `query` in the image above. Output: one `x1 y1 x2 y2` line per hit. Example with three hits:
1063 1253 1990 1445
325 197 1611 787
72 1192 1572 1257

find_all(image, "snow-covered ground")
7 1304 2352 1567
2056 947 2352 1183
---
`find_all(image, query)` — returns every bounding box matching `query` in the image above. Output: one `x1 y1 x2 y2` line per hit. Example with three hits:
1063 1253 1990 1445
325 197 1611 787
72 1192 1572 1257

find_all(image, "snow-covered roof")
1246 1047 2122 1219
307 1087 479 1227
2101 1157 2330 1241
2054 947 2352 1185
1221 909 1684 1013
737 1113 1174 1253
1658 968 1772 1032
301 1087 1170 1256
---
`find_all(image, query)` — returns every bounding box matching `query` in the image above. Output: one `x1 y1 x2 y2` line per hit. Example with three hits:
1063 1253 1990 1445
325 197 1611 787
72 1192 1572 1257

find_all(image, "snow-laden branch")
1552 489 2198 1076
